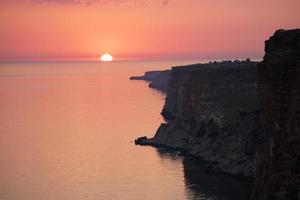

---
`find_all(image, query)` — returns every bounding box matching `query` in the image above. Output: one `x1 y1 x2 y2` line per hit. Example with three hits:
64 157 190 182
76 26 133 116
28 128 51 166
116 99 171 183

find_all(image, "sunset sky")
0 0 299 61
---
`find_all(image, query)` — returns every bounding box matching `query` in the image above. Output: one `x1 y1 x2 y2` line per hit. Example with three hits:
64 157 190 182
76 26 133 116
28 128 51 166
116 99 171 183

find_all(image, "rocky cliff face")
252 29 300 200
136 60 265 177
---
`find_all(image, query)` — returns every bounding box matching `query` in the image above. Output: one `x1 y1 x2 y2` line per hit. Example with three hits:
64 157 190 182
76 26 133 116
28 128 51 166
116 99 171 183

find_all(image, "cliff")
136 60 265 177
133 29 300 198
252 29 300 200
130 70 170 92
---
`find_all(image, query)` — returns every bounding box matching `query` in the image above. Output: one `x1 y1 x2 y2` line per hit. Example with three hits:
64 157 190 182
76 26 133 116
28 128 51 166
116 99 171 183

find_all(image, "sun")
100 53 113 62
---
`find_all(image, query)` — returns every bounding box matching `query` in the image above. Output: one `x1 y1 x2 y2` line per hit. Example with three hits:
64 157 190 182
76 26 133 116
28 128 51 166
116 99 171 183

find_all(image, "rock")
252 29 300 200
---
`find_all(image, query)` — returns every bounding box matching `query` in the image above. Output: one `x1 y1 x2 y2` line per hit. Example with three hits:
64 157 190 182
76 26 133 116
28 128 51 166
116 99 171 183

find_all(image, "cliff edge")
252 29 300 200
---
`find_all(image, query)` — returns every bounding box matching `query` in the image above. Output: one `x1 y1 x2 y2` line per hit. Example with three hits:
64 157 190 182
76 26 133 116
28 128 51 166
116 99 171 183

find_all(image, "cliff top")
265 29 300 53
171 59 258 73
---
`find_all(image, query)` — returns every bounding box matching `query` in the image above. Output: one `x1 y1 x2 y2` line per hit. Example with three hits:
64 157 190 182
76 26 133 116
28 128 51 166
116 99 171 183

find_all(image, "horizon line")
0 57 263 64
0 54 263 63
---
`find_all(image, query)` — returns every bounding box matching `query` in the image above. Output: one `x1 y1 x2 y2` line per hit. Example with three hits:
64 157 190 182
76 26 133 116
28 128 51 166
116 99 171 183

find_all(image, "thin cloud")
24 0 169 6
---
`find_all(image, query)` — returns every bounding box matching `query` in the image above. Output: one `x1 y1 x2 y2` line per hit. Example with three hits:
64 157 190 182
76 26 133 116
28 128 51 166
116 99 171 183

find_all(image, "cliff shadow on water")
155 148 253 200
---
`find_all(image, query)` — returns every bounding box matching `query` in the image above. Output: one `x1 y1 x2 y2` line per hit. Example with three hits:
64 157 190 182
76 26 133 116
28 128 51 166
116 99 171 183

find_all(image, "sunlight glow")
100 54 113 62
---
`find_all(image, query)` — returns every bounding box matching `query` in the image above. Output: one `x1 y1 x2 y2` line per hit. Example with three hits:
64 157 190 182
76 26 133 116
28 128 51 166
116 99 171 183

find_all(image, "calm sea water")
0 60 252 200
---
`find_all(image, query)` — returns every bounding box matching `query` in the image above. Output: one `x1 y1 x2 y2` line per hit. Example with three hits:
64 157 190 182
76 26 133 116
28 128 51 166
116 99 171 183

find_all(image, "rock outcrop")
130 70 170 92
252 29 300 200
136 60 265 177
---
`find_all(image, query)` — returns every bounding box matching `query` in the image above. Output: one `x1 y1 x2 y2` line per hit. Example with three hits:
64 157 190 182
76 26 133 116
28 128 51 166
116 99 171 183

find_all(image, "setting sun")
100 53 113 62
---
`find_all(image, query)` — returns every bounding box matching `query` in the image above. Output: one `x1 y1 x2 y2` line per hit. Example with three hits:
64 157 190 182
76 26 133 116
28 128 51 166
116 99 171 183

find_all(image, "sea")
0 60 252 200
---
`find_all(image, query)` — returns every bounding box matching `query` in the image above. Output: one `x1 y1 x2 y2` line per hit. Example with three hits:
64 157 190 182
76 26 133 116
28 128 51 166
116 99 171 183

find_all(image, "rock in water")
252 29 300 200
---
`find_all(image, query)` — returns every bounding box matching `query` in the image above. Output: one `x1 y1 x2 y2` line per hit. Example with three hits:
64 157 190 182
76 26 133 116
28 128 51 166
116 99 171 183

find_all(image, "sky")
0 0 299 61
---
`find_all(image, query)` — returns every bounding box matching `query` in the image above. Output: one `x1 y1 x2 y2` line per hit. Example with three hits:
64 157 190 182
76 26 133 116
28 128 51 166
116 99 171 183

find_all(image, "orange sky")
0 0 299 61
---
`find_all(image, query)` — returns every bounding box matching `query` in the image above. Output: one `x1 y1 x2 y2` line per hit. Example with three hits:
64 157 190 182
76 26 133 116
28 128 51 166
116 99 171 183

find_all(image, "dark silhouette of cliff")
134 29 300 199
252 29 300 200
135 60 265 177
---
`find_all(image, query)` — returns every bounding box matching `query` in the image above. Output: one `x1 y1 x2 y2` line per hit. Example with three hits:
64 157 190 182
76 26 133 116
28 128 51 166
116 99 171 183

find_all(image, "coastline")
132 29 300 200
132 59 264 178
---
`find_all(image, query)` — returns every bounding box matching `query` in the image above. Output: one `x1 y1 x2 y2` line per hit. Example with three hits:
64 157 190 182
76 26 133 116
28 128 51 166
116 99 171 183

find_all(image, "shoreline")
135 136 254 183
132 58 262 178
132 29 300 199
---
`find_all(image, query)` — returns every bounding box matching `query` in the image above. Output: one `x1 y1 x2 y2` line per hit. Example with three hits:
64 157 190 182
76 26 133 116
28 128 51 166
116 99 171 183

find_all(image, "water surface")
0 61 252 200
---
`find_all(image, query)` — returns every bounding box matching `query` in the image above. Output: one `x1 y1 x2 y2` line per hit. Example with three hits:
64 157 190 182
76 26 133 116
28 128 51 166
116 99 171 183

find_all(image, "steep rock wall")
252 29 300 200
